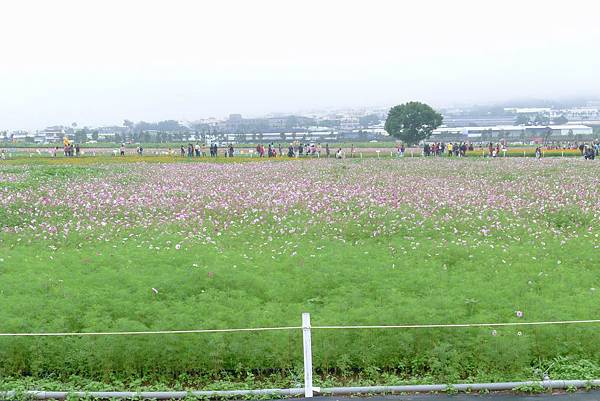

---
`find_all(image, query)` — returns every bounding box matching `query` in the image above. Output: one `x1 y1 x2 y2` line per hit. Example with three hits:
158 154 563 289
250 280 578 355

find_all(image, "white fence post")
302 312 313 398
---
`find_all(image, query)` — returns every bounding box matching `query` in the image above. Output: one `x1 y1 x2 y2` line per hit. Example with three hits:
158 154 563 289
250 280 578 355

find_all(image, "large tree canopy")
384 102 443 145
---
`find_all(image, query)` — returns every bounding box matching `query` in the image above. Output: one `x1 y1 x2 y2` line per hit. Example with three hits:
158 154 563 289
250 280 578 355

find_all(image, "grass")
0 157 599 389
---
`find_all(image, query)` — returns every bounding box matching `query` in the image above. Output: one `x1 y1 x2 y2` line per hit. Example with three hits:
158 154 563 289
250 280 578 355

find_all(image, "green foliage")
512 382 546 394
445 385 459 395
553 115 568 125
359 114 380 127
0 159 599 385
0 210 598 380
0 202 30 228
543 207 592 229
549 357 600 380
384 102 443 145
515 114 530 125
534 114 550 126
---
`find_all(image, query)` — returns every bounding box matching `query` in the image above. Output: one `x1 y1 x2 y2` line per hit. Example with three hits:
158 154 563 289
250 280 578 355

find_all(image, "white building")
504 107 552 114
432 124 592 140
36 127 66 143
547 124 593 136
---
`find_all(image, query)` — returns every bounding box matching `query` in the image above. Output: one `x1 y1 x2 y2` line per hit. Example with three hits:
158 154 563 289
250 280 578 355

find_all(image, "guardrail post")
302 312 313 398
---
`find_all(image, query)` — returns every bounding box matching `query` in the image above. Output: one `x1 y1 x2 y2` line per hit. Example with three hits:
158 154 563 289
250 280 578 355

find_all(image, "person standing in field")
397 144 404 157
228 144 234 157
120 144 125 156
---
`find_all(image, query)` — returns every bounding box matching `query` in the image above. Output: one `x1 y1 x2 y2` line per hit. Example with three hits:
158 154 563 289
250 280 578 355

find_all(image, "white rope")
0 326 302 337
2 319 599 337
313 319 600 330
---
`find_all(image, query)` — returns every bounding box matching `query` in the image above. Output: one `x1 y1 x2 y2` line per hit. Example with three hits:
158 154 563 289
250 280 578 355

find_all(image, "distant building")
504 107 552 114
268 118 287 130
432 124 593 142
36 127 66 143
96 126 127 141
442 115 516 127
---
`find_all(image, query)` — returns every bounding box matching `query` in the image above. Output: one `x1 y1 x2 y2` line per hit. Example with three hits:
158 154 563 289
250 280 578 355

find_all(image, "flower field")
1 157 600 383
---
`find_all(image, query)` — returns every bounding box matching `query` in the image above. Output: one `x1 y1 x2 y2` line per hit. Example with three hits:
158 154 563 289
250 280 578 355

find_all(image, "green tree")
515 114 530 125
91 130 99 141
553 115 568 125
359 114 380 127
533 113 550 126
384 102 442 145
74 129 87 144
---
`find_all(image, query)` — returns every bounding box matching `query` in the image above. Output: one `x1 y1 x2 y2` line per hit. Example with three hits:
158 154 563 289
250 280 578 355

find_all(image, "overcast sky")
1 0 600 130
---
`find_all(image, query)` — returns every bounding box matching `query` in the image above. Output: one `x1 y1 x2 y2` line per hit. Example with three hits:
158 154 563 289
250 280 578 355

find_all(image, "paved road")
290 394 600 401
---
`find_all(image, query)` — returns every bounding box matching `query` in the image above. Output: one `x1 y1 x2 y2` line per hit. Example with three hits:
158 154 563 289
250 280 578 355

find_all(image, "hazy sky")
1 0 600 130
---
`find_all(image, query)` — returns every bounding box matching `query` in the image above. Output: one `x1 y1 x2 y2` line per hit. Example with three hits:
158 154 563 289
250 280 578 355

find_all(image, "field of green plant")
1 156 599 389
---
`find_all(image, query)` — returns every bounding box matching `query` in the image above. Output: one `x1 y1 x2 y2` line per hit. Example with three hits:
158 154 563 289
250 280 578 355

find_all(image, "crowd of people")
420 142 474 157
3 140 599 161
55 143 81 157
417 141 600 160
172 143 235 158
544 142 599 158
169 142 348 159
583 143 598 160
